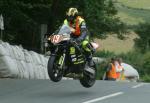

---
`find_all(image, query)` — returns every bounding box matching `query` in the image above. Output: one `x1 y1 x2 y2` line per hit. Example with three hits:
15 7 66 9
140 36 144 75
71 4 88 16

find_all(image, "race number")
51 35 62 44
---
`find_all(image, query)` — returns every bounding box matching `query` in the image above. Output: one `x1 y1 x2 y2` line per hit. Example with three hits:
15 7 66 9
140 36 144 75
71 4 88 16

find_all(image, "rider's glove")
76 38 82 43
70 38 75 44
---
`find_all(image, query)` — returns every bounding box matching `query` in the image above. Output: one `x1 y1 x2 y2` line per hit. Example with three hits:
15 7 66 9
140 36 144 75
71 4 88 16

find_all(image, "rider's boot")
84 53 95 74
86 52 94 67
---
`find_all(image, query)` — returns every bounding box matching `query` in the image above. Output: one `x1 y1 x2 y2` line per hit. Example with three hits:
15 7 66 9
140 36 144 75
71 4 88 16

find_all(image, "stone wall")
0 41 49 79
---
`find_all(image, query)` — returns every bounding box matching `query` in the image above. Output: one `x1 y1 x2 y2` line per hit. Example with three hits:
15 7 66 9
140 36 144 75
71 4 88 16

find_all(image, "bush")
94 50 115 58
96 61 108 80
134 23 150 52
141 74 150 82
141 52 150 74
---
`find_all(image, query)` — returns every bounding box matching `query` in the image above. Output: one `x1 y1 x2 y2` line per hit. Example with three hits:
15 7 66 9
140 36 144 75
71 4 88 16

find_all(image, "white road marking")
82 92 124 103
132 83 145 89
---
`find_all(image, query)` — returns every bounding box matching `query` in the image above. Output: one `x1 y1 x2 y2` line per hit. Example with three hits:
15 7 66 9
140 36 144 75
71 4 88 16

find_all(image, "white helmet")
66 7 78 17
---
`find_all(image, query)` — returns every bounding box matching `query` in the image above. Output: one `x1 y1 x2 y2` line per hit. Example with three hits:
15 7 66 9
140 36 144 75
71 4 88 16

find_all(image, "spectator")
116 58 125 81
105 57 117 81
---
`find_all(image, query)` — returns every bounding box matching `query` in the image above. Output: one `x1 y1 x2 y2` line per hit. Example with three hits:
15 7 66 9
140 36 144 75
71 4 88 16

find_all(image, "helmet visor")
67 16 75 22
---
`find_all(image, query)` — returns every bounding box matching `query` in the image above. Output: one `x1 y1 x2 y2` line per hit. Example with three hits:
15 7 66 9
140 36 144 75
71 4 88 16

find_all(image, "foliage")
141 52 150 74
116 0 150 26
96 61 108 80
0 0 52 52
94 50 115 58
141 74 150 82
0 0 126 52
117 0 150 10
134 23 150 52
84 0 126 38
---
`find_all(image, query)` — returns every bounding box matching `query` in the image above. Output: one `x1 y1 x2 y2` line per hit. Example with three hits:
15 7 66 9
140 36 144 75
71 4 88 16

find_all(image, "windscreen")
58 25 71 35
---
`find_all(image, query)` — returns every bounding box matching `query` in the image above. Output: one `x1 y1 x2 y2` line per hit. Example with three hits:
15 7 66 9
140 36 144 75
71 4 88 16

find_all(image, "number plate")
51 35 62 44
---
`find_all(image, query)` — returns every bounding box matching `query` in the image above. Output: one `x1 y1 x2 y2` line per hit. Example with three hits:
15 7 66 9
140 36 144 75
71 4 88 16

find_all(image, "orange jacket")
69 16 81 36
107 63 117 79
64 16 84 36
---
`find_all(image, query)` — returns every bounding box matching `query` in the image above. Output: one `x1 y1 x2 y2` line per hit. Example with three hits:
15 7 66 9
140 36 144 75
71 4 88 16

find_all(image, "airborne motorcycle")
47 25 98 88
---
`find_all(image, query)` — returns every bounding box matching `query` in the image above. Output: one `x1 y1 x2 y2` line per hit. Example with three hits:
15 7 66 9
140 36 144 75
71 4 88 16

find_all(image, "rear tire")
47 55 63 82
80 63 97 88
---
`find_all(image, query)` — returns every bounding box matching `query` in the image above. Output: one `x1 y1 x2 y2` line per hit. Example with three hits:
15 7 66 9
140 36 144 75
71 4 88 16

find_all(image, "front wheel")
47 55 63 82
80 63 97 88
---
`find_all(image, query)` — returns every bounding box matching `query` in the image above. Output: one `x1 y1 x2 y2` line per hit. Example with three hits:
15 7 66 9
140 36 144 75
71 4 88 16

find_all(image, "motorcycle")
47 25 98 88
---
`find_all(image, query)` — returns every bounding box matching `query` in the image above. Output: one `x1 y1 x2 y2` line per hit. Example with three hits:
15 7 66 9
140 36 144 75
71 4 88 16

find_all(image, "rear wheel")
80 63 97 88
47 55 63 82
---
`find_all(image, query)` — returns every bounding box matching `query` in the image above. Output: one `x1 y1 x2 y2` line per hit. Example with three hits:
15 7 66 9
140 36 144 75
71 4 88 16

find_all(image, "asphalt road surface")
0 79 149 103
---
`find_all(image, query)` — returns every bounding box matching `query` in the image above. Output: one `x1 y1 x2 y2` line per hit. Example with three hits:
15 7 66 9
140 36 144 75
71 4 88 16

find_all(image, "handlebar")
69 39 82 52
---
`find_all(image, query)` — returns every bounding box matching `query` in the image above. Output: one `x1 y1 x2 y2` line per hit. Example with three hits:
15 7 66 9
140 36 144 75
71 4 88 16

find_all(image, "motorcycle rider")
63 7 94 66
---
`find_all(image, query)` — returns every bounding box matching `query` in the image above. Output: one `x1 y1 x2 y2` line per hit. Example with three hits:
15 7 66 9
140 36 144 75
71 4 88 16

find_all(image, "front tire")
47 55 63 82
80 64 97 88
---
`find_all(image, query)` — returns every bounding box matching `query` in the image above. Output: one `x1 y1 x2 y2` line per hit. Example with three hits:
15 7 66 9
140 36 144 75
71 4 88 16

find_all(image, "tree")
134 23 150 52
0 0 52 52
0 0 126 52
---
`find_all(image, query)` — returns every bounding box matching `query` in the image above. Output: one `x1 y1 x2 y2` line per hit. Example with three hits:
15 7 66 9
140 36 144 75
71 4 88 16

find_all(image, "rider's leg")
82 40 94 66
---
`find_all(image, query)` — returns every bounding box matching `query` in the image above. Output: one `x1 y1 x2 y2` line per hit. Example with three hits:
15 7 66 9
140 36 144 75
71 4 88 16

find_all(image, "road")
0 79 149 103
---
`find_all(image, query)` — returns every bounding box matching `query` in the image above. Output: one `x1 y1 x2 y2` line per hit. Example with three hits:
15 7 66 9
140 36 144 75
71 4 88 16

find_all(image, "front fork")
58 53 66 69
51 46 66 70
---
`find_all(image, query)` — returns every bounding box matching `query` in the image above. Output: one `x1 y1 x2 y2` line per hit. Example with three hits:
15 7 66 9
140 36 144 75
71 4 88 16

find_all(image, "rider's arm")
77 21 87 41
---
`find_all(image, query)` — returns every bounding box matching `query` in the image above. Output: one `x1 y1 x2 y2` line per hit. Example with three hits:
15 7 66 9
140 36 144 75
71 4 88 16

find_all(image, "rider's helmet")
66 7 78 22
